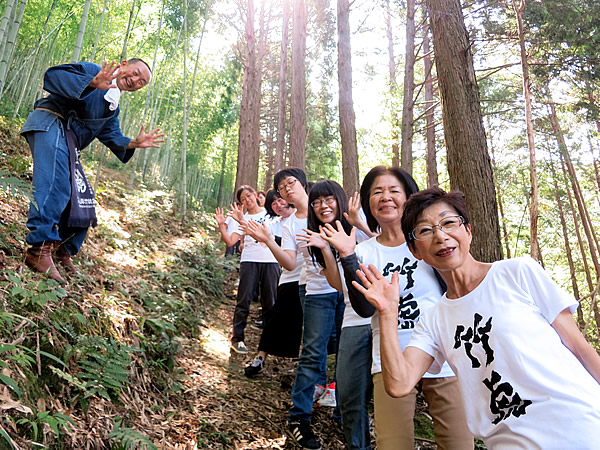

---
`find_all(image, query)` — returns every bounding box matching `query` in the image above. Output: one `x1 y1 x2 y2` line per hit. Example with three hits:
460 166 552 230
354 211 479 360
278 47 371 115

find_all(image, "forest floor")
0 117 437 449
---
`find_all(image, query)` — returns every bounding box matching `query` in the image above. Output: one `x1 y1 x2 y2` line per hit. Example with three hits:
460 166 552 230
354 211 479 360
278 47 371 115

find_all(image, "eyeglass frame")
277 178 298 193
311 197 337 209
409 215 466 241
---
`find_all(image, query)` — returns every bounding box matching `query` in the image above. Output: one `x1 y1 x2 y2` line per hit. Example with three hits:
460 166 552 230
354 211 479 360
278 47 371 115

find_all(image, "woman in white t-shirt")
217 185 280 355
244 189 303 377
356 186 600 449
298 179 375 450
322 167 472 449
245 171 341 448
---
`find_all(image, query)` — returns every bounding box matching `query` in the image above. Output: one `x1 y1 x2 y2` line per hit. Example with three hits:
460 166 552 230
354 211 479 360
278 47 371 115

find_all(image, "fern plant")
108 420 157 450
75 336 137 401
0 170 33 199
15 411 74 444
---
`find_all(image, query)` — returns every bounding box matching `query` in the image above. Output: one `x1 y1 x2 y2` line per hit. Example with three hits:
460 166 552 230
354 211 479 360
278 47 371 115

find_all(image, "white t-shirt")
282 212 335 295
224 215 237 237
355 237 454 377
269 215 285 239
408 257 600 448
228 210 278 263
277 215 302 285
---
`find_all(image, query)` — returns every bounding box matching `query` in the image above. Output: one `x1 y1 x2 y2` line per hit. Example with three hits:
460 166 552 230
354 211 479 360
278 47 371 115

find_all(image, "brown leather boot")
25 242 65 283
54 243 77 274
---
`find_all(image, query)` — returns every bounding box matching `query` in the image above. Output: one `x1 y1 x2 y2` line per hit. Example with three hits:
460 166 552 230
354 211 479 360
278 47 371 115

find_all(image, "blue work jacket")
21 62 134 163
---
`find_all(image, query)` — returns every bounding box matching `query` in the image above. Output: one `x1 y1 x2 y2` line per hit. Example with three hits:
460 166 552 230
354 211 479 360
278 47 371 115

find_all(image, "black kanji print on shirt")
381 257 418 289
454 313 494 368
483 370 532 425
381 257 421 328
398 293 420 329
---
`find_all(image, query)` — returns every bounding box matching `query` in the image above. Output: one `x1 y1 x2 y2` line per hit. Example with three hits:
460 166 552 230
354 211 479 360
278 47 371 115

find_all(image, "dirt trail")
176 271 349 449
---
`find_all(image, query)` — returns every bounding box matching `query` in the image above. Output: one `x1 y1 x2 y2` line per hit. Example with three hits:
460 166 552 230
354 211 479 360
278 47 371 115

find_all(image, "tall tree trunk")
235 0 261 189
488 128 509 259
274 0 290 176
141 0 167 182
120 0 136 61
289 0 307 169
0 0 25 99
181 0 188 221
423 21 438 187
0 0 16 65
562 157 594 294
548 99 600 277
255 0 269 179
385 0 400 167
512 0 541 261
13 0 56 118
560 157 600 337
400 0 416 174
587 133 600 194
425 0 502 262
337 0 359 194
71 0 91 62
90 0 109 62
549 160 584 328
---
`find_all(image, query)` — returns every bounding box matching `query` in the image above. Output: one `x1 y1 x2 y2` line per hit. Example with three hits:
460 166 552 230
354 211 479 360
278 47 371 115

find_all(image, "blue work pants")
24 120 87 255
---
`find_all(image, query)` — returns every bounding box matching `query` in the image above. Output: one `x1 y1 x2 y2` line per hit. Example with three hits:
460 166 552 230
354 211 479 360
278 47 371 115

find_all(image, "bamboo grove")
0 0 599 343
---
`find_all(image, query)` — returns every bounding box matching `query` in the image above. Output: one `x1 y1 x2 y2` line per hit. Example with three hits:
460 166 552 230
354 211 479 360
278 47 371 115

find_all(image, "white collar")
103 75 122 111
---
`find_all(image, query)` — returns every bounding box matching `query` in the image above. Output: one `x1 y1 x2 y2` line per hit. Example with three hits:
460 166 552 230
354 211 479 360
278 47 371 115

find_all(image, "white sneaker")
230 341 248 354
316 382 336 407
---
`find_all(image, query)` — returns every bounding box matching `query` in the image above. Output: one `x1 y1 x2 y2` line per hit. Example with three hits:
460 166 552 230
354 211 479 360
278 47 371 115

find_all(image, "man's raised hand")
129 125 165 149
90 61 120 90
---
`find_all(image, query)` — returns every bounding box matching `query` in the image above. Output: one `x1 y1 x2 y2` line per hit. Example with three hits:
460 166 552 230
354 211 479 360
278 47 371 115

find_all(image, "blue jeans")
289 291 345 422
24 121 87 255
337 324 373 449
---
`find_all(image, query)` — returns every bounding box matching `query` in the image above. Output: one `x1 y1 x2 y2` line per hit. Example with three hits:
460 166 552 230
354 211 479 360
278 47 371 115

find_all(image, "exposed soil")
173 270 350 449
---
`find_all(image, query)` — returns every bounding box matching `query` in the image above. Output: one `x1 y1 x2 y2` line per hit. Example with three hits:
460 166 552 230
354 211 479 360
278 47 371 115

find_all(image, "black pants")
232 261 280 343
258 281 303 357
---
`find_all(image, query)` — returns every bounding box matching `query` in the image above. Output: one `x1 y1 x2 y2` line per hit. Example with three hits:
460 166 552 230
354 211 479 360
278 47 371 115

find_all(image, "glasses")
410 215 465 241
311 197 336 208
277 178 297 193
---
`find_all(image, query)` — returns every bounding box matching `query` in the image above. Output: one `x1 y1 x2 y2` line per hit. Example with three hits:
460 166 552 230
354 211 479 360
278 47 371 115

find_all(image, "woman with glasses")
355 186 600 448
245 169 331 449
297 179 376 450
247 175 358 449
321 167 472 450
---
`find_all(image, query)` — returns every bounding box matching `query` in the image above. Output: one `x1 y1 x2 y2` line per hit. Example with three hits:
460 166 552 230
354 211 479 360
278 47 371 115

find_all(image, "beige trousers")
373 373 473 450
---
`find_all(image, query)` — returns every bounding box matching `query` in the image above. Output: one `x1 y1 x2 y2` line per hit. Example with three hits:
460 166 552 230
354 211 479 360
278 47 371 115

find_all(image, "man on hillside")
21 59 164 282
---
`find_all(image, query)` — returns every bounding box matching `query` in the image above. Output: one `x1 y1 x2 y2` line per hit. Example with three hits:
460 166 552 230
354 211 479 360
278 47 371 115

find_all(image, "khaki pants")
373 373 473 450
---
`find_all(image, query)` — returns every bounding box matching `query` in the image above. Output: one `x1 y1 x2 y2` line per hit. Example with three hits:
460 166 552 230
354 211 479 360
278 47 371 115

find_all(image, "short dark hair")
307 180 352 268
235 185 255 203
401 186 470 248
127 57 152 73
360 166 420 233
273 167 308 193
264 189 280 218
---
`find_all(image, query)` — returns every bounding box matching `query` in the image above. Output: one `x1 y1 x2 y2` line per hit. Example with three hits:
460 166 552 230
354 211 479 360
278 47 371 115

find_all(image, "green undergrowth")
0 118 235 448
